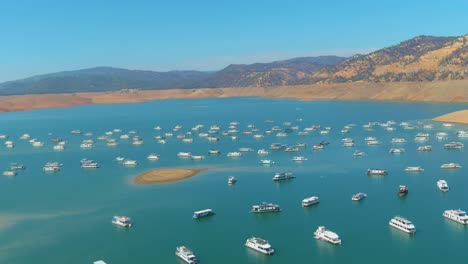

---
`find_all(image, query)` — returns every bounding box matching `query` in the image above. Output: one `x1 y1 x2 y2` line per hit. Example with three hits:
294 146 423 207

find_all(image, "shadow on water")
443 218 468 232
246 247 273 263
272 180 295 190
388 227 416 244
302 204 320 216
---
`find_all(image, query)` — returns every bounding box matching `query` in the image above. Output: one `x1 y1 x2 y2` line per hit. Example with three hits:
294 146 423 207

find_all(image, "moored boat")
398 185 408 196
175 246 198 264
292 156 307 162
259 159 275 165
314 226 341 245
147 153 160 160
112 216 132 227
251 203 281 213
192 209 215 219
352 192 367 201
389 216 416 234
245 237 275 255
437 180 449 192
177 152 192 158
302 196 319 207
272 172 295 181
443 209 468 224
228 176 237 185
404 166 424 172
227 152 242 157
123 159 138 166
367 169 388 176
440 163 462 169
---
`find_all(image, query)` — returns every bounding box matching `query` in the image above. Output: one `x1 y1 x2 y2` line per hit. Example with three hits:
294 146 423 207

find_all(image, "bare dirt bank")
134 168 208 185
1 80 468 113
432 110 468 124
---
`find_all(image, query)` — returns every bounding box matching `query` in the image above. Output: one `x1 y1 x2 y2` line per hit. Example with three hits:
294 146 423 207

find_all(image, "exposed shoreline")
432 110 468 125
134 168 208 185
0 80 468 113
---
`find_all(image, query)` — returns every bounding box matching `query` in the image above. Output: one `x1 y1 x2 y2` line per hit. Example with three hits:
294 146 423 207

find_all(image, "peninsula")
433 110 468 124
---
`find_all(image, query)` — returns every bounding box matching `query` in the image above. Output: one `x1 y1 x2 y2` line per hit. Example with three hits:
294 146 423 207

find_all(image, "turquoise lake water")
0 98 467 263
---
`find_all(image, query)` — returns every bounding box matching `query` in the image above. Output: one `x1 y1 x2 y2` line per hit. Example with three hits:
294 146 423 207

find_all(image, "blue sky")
1 0 467 82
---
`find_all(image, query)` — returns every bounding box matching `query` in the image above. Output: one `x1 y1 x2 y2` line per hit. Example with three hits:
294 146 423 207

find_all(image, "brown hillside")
311 35 468 83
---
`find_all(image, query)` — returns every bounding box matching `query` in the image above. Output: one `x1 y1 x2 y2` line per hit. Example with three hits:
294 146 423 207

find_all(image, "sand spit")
432 110 468 124
1 80 468 113
134 168 208 185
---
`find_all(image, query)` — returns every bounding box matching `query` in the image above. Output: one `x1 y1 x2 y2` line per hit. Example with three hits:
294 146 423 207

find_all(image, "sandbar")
432 110 468 124
134 168 208 185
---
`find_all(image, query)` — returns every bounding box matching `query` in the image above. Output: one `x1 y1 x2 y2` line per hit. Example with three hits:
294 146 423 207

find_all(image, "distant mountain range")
1 34 467 96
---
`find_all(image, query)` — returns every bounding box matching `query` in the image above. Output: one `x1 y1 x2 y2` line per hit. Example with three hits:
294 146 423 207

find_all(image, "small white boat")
245 237 275 255
391 138 407 144
228 176 237 185
352 192 367 201
112 216 132 227
367 140 382 145
292 156 307 162
190 155 205 160
53 144 64 150
43 166 60 172
81 159 99 168
443 209 468 225
437 180 449 192
132 140 143 145
389 148 405 154
115 157 125 162
177 152 192 158
175 246 198 264
192 209 215 219
208 149 221 155
314 226 341 245
440 163 462 169
3 170 17 176
239 147 254 152
259 159 275 165
123 160 138 166
312 144 324 150
417 145 432 151
272 172 295 181
367 169 388 176
147 153 160 160
227 152 242 157
404 166 424 172
80 143 93 149
389 216 416 234
257 149 269 155
353 150 365 156
20 134 31 140
302 196 319 207
32 141 44 147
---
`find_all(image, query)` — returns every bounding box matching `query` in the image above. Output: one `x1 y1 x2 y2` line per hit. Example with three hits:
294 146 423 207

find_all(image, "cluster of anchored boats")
1 119 466 264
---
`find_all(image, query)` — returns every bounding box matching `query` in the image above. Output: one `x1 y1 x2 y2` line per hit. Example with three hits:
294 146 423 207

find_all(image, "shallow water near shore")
0 98 467 263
